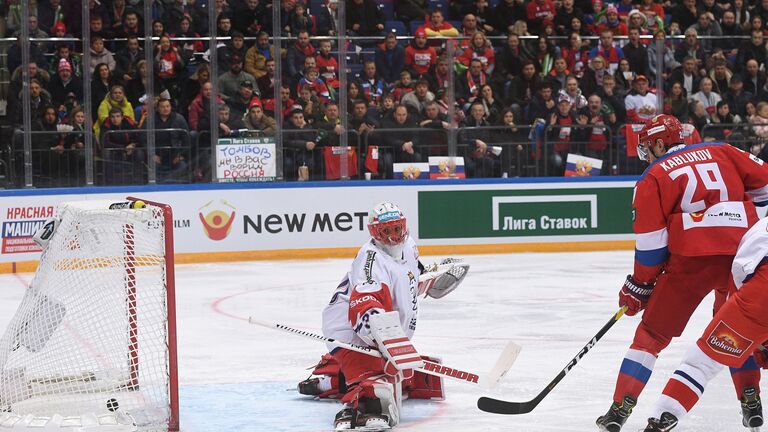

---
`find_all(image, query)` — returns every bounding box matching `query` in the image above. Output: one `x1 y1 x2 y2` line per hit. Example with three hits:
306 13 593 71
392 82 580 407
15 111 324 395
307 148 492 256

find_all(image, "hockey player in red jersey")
596 114 768 432
297 202 467 430
642 216 768 431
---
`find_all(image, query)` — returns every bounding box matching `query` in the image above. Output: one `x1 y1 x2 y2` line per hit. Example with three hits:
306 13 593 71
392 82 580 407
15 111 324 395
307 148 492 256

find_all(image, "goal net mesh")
0 201 172 430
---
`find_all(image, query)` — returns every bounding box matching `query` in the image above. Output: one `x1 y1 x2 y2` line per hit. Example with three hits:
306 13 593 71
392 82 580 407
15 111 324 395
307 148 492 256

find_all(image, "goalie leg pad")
340 374 400 427
404 356 445 400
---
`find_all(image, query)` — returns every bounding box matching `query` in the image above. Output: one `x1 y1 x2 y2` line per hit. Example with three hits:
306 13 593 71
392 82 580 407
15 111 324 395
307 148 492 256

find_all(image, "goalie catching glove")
369 311 422 378
418 258 470 299
619 275 654 316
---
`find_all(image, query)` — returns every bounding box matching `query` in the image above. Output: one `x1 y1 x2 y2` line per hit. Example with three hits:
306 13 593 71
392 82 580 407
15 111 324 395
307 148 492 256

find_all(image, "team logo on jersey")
690 212 705 223
199 200 236 241
705 321 753 358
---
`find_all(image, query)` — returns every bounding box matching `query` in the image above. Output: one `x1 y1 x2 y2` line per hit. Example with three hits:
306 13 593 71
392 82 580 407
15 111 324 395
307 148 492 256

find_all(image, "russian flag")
428 157 466 179
394 163 430 180
564 153 603 177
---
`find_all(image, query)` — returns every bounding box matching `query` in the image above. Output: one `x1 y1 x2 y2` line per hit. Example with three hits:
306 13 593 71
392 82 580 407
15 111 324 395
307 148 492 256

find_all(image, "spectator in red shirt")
526 0 556 34
405 30 438 77
458 32 495 75
595 6 628 36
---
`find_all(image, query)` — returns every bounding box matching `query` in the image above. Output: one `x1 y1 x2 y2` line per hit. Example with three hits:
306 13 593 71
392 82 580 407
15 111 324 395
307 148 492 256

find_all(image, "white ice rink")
0 250 756 431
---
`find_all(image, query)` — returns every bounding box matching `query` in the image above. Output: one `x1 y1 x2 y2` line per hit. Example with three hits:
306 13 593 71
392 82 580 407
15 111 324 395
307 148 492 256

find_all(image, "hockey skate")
334 406 390 431
741 386 763 431
643 412 678 431
596 396 636 432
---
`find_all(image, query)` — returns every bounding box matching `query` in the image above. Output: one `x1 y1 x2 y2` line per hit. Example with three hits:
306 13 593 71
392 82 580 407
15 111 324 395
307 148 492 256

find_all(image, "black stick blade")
477 396 537 415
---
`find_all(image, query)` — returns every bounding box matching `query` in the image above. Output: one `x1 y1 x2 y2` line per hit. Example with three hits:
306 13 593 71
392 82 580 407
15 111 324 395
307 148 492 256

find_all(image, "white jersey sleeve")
322 237 421 349
732 217 768 288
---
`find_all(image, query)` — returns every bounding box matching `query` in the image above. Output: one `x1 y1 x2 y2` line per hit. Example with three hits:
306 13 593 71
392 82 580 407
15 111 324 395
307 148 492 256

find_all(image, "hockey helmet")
368 202 407 247
637 114 683 161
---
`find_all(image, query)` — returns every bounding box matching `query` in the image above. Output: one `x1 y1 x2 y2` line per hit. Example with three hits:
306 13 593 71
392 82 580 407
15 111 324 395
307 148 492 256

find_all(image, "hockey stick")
249 317 521 390
477 306 628 415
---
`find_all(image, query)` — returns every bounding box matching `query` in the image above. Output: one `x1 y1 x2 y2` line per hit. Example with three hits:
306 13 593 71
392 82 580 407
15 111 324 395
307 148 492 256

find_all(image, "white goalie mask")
368 202 408 259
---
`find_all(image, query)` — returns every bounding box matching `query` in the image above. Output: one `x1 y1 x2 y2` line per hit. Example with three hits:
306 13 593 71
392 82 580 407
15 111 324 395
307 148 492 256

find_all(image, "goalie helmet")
368 202 407 258
637 114 683 162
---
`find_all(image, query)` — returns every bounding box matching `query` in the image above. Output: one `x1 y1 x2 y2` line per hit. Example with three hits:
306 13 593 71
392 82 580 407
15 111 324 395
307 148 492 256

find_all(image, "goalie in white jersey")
298 202 467 431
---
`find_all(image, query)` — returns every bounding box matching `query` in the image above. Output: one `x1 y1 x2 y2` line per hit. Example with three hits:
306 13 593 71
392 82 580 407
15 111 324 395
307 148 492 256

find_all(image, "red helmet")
637 114 683 161
368 202 407 247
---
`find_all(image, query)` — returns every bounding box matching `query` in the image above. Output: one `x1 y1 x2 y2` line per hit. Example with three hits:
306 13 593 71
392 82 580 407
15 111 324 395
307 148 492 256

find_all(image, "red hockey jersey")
633 143 768 283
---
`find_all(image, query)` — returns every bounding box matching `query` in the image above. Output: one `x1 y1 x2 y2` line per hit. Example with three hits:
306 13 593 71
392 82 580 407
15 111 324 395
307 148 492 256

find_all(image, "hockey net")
0 199 178 431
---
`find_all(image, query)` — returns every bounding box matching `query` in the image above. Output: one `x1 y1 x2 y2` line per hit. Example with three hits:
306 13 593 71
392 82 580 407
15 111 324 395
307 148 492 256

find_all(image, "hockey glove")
619 275 654 316
369 311 422 379
754 342 768 369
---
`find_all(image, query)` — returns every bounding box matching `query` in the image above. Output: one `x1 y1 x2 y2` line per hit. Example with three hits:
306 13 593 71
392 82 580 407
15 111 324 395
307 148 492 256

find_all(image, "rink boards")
0 177 637 273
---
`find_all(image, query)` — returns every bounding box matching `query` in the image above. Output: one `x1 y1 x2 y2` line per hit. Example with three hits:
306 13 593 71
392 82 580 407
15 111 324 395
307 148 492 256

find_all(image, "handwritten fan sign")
216 137 276 182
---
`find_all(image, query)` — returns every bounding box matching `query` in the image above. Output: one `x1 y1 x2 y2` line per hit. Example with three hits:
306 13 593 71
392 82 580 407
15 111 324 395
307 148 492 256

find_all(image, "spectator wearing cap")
347 0 385 38
229 80 261 118
233 0 269 38
405 30 438 78
724 74 753 118
283 106 324 181
375 32 405 85
48 44 83 79
218 31 248 73
217 55 256 102
316 0 339 36
594 6 627 36
624 74 657 122
47 22 73 55
245 32 278 79
286 30 316 79
589 29 624 75
547 94 580 173
243 99 277 136
49 58 84 109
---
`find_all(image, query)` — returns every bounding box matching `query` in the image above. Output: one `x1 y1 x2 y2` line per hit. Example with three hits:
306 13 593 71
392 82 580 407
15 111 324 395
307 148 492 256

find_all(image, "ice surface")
0 251 753 431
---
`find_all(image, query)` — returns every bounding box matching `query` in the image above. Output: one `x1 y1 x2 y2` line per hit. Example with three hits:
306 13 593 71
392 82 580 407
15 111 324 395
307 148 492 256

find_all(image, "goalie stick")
248 317 521 390
477 306 627 415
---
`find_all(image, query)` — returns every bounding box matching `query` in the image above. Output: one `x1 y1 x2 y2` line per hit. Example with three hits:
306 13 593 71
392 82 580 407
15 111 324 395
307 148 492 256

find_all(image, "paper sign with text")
216 137 276 182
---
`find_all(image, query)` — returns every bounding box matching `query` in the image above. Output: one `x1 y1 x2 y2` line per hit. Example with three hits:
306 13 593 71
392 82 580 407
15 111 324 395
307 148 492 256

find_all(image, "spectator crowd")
6 0 768 186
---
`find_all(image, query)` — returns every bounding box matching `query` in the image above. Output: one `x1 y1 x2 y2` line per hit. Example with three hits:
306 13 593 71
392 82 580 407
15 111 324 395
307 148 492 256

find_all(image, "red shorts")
697 264 768 367
635 255 733 350
332 348 385 384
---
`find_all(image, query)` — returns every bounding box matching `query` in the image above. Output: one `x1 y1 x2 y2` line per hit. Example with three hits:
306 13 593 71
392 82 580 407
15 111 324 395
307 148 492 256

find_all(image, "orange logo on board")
690 212 705 223
199 200 236 241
